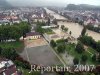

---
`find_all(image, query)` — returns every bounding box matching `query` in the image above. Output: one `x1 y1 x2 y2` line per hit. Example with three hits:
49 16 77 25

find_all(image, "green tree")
64 27 68 33
75 42 84 53
53 18 58 25
79 21 84 25
1 46 18 60
73 57 79 65
96 41 100 52
0 47 2 54
81 54 88 62
47 17 50 25
36 26 44 34
50 40 57 48
0 22 30 41
79 36 97 49
61 25 65 30
92 54 96 62
81 26 87 36
14 60 30 69
19 22 31 38
69 31 72 35
57 44 65 53
56 39 65 44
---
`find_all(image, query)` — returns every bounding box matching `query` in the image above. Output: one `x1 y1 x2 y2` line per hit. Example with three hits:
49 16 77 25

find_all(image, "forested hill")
65 4 100 10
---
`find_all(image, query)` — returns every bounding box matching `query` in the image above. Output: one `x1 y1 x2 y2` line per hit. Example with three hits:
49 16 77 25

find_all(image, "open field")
24 38 47 48
20 45 61 66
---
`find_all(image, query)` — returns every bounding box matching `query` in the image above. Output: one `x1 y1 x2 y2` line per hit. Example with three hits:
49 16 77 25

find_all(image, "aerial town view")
0 0 100 75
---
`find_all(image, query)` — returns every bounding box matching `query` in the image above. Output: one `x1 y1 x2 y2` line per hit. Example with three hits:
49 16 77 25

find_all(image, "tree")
64 27 68 33
50 40 57 48
79 36 97 49
61 25 65 30
0 47 2 54
69 31 72 35
53 18 58 25
81 54 88 62
81 26 87 36
36 26 44 34
92 54 96 62
56 39 65 44
96 41 100 52
57 44 65 53
75 18 79 23
0 22 31 41
1 46 18 60
19 22 31 38
75 42 84 53
73 57 79 65
47 17 50 25
79 21 84 25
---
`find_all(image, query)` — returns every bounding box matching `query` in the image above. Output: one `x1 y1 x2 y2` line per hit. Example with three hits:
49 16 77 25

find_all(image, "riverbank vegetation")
86 24 100 33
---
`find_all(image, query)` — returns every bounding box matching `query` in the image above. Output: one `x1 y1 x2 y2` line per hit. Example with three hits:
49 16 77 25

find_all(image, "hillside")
65 4 100 10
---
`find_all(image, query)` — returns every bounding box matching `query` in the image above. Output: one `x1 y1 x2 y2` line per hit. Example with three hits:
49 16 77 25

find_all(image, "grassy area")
0 41 24 53
18 67 41 75
66 44 79 58
44 28 55 34
65 43 96 65
87 47 97 54
46 31 55 34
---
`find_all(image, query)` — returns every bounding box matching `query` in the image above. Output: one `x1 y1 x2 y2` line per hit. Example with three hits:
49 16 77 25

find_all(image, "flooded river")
45 8 100 41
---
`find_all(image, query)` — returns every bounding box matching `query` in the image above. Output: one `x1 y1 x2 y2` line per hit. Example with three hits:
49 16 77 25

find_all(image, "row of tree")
86 24 100 33
0 22 31 42
79 36 100 52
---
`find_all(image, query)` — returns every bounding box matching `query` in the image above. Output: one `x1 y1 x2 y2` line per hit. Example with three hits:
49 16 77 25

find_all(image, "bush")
50 40 57 48
92 54 96 62
79 35 99 52
56 39 68 43
75 42 84 53
1 46 18 60
81 54 88 62
57 44 66 53
73 57 79 65
15 56 31 69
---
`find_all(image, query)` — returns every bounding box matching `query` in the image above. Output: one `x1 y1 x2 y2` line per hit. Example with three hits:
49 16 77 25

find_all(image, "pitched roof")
0 58 18 75
26 32 40 36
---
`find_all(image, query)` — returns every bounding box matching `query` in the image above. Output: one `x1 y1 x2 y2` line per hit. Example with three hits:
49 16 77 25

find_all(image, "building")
42 24 59 29
0 58 19 75
26 32 41 40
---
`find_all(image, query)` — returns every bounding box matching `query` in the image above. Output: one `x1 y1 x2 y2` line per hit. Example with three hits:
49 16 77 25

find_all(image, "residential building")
26 32 41 40
0 58 19 75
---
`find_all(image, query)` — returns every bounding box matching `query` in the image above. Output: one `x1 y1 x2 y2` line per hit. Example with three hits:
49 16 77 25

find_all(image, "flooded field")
58 22 100 41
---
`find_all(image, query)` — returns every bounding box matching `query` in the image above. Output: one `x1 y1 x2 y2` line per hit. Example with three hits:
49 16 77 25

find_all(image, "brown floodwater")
45 8 100 41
